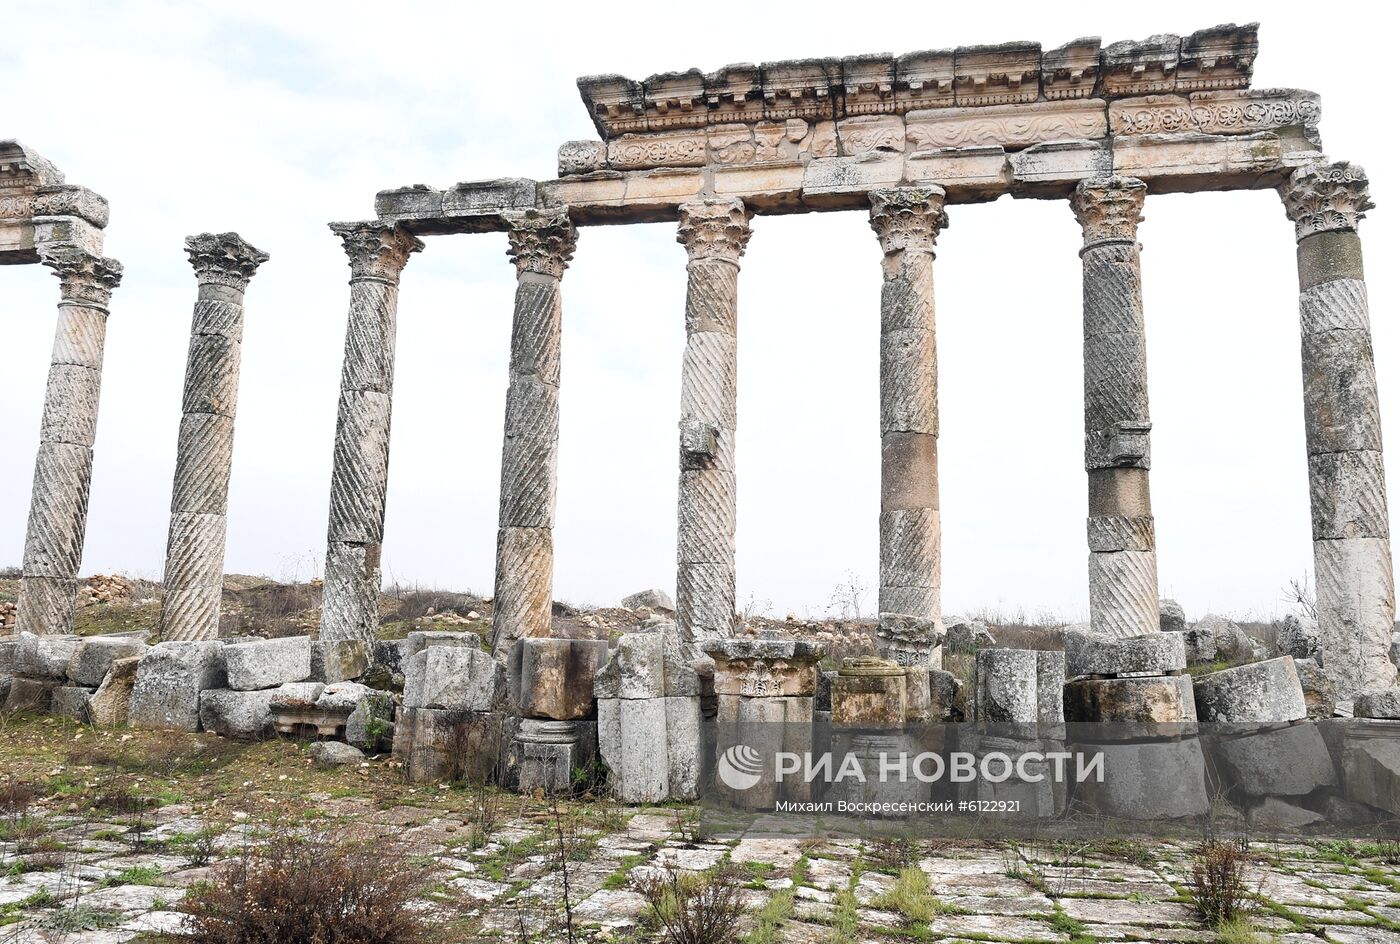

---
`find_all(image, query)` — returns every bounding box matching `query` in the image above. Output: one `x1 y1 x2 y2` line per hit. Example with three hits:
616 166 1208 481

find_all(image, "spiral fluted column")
159 233 268 641
869 187 946 628
15 248 123 635
675 198 751 641
490 207 578 661
1280 162 1397 698
1070 176 1159 639
319 222 423 649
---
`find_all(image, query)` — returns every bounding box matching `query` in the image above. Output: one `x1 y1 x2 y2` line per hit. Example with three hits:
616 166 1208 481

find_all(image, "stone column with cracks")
15 247 123 635
319 223 423 649
489 207 578 661
1070 176 1159 639
675 198 751 641
870 187 947 628
160 233 269 642
1280 161 1397 697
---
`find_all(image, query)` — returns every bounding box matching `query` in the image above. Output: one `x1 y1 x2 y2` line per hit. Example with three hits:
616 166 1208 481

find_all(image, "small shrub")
636 863 747 944
38 902 124 932
864 833 922 873
1190 840 1251 926
180 831 441 944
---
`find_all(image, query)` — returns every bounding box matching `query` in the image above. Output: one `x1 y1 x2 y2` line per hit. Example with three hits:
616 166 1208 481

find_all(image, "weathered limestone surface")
1280 162 1397 700
1064 630 1185 677
160 233 268 642
504 717 598 794
87 655 140 726
404 645 503 711
974 648 1064 725
1192 657 1308 723
67 634 147 687
14 631 82 679
0 140 110 262
1075 737 1211 819
319 223 423 651
508 637 608 720
128 641 226 731
198 688 276 738
1354 687 1400 719
1214 721 1337 796
1071 176 1159 640
394 707 505 784
490 208 577 660
223 636 312 691
675 199 750 641
871 187 946 626
595 629 703 802
15 248 122 635
831 657 907 726
1063 675 1196 727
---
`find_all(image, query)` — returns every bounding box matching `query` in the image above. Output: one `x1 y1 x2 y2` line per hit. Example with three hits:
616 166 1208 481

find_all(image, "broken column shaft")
15 247 123 635
490 207 578 660
319 222 423 650
675 198 751 641
1070 176 1160 639
869 187 947 626
160 233 268 642
1280 162 1397 698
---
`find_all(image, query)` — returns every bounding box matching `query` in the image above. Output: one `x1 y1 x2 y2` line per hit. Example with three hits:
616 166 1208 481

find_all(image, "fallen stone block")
1159 598 1187 633
317 680 381 713
88 656 140 726
621 588 676 613
394 707 505 783
67 634 148 687
1354 688 1400 720
15 631 82 679
309 741 365 768
1249 796 1324 831
404 646 502 711
1196 614 1258 663
1214 721 1337 797
1065 630 1185 677
1193 657 1308 724
3 677 58 714
594 630 702 701
270 681 325 707
1064 675 1196 730
50 685 95 721
974 649 1037 723
0 675 10 708
0 637 17 675
929 668 963 722
311 638 369 683
1074 737 1211 820
224 636 312 691
944 618 995 654
1295 658 1337 720
1278 614 1320 662
1342 722 1400 815
372 638 407 674
831 657 907 726
128 641 226 731
346 692 396 752
405 630 477 660
598 695 702 802
199 689 275 739
1182 625 1217 664
509 637 608 720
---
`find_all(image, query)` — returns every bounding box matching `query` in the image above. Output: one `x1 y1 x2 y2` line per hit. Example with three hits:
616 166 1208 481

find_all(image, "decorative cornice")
868 186 948 255
504 207 577 278
1070 175 1147 247
329 221 423 282
38 246 123 307
184 232 269 290
677 198 752 263
1280 161 1373 241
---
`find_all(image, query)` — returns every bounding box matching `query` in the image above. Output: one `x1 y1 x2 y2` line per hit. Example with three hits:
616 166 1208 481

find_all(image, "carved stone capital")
868 187 948 255
1070 176 1146 247
1280 161 1373 241
504 207 578 278
329 222 423 282
184 232 270 290
677 198 752 263
38 246 123 307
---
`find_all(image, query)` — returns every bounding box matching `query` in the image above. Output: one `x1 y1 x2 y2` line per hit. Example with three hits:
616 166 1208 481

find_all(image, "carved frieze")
607 130 706 170
1109 89 1320 138
838 115 904 157
906 99 1107 152
32 186 110 227
707 124 756 165
558 141 607 176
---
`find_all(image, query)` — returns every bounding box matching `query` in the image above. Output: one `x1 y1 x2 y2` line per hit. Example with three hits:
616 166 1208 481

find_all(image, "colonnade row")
11 163 1394 700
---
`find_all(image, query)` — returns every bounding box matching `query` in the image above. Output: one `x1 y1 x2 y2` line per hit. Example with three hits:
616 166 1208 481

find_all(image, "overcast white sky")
1 1 1394 623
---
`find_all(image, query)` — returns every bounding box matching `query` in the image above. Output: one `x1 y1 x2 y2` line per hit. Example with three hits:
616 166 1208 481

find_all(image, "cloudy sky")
1 1 1393 623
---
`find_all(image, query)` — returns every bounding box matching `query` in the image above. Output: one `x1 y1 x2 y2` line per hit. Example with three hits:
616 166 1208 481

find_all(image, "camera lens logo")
717 745 764 791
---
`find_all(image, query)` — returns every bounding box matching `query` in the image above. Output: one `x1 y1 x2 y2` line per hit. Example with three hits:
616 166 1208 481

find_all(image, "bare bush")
1285 572 1318 620
180 831 441 944
1190 840 1252 927
636 863 747 944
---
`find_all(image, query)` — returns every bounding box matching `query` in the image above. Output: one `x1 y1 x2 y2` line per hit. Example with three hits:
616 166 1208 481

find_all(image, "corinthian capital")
869 187 948 255
329 221 423 283
677 198 752 263
1280 161 1374 241
505 207 578 278
184 232 270 290
38 246 123 307
1070 176 1147 248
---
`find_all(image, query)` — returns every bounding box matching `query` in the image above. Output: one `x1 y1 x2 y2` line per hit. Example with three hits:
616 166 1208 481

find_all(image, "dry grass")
636 863 747 944
1190 840 1253 927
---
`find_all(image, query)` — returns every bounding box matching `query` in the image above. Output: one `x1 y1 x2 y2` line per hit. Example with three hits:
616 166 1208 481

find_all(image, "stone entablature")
0 140 110 262
576 25 1256 139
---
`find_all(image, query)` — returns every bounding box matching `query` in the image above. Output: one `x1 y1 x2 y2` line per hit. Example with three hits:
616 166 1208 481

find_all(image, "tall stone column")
319 223 423 649
160 233 269 642
675 198 751 641
869 187 947 626
1280 162 1397 697
489 207 577 661
15 247 122 635
1070 176 1159 639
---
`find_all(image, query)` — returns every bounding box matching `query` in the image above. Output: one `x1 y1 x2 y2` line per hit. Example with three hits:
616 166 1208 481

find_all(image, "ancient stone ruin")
4 24 1400 826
